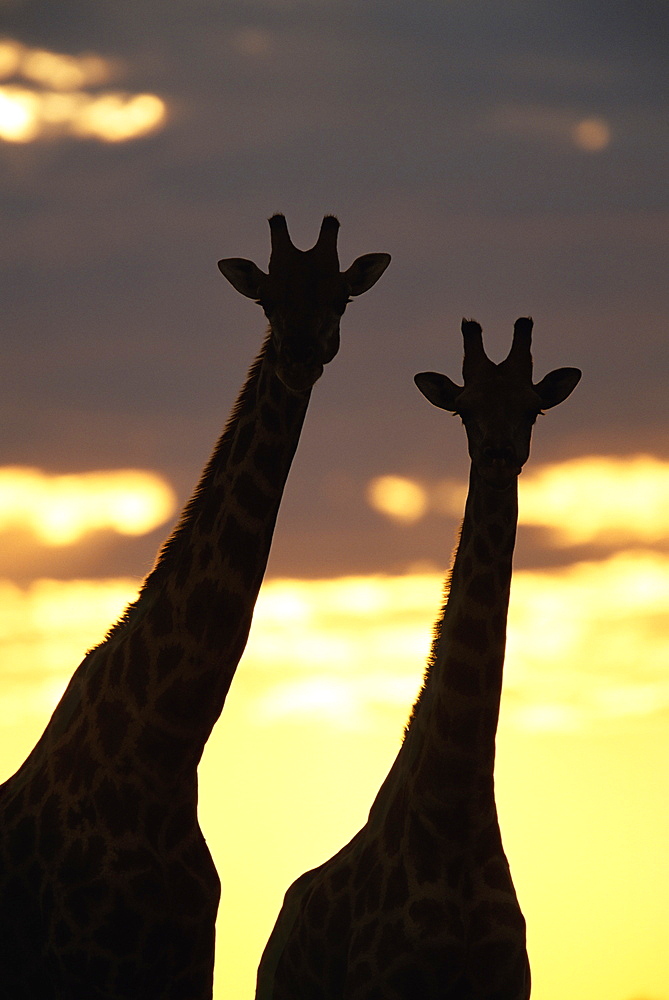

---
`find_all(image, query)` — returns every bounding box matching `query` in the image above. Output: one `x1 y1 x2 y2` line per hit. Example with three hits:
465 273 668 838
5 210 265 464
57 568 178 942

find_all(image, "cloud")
367 455 669 547
246 552 669 732
0 467 176 545
254 677 368 730
0 38 114 89
505 549 669 730
572 117 611 152
2 549 669 740
519 455 669 546
0 37 167 142
365 475 429 524
0 576 139 722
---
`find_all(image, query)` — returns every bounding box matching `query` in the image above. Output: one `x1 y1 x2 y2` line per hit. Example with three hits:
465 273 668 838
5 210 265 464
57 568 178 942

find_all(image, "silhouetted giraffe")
256 318 580 1000
0 215 390 999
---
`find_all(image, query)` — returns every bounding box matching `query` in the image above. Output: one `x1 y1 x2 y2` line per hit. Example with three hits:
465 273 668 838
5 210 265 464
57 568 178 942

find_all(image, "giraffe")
256 317 580 1000
0 214 390 1000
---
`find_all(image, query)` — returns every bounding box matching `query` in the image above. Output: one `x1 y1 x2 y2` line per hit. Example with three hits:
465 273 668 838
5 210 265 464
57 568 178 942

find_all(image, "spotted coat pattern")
0 216 390 999
257 319 580 1000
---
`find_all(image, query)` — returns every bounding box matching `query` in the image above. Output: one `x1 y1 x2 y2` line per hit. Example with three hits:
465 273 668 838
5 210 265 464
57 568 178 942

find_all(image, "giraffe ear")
414 372 463 412
344 253 391 296
217 258 266 300
534 367 582 409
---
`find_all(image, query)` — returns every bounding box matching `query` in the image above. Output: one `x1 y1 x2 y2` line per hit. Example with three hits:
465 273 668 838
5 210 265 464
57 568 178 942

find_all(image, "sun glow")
17 47 112 91
68 92 167 142
4 548 668 753
0 455 667 1000
0 576 138 684
247 553 669 733
368 455 669 546
0 467 176 545
0 39 113 89
0 38 167 143
366 474 429 523
572 116 611 152
519 454 669 545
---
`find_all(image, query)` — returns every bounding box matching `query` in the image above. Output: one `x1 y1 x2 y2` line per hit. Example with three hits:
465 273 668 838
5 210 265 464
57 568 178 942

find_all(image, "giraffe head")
218 215 390 392
415 317 581 489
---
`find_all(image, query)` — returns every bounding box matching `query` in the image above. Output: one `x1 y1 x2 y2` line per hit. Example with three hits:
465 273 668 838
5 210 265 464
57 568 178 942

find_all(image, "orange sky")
2 6 668 997
0 461 667 1000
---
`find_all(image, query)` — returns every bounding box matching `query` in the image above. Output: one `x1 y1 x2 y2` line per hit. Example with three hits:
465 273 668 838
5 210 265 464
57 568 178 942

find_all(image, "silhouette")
0 215 390 999
256 318 580 1000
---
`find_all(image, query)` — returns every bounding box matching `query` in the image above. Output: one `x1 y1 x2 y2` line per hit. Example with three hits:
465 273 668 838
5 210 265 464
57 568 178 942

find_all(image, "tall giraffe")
256 318 580 999
0 215 390 1000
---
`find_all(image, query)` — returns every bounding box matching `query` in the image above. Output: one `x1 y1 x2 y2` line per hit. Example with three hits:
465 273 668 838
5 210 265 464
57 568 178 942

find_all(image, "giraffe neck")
43 332 311 779
394 464 518 826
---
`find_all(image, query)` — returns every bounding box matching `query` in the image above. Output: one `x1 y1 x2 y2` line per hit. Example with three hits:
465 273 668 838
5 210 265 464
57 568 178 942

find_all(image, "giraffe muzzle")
276 358 325 393
276 340 326 392
479 444 521 488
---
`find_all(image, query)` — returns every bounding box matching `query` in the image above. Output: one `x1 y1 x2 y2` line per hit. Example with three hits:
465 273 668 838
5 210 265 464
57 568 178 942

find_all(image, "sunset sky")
1 2 668 998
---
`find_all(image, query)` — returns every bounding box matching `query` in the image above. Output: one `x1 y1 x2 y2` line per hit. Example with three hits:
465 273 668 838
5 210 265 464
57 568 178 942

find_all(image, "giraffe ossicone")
0 215 389 999
415 317 581 488
219 214 390 392
256 317 580 1000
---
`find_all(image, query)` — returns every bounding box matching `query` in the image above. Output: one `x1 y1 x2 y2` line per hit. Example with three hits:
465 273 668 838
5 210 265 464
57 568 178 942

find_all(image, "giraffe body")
0 216 389 998
257 318 580 999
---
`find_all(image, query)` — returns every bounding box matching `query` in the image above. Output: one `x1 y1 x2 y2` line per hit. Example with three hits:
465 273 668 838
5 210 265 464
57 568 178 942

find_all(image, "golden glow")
21 48 111 90
0 466 176 545
1 560 667 999
367 455 669 547
247 554 669 733
506 550 669 730
0 40 23 79
430 478 467 516
0 576 138 769
572 116 611 152
68 92 166 142
520 454 669 545
0 38 166 143
215 559 669 1000
0 577 136 640
11 548 668 740
0 85 167 143
0 86 40 142
366 475 428 523
1 455 668 1000
0 39 112 88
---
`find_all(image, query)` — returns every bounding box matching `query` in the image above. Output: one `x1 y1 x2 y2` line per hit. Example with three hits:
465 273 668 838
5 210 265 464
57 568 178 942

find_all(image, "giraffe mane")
402 534 459 741
97 331 273 649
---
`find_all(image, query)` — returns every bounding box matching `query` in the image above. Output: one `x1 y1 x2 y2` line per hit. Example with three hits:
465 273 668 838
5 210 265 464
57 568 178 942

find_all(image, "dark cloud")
1 1 668 575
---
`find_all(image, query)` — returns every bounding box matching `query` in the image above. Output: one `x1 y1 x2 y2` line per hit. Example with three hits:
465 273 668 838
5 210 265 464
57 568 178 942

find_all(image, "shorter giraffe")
256 318 580 999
